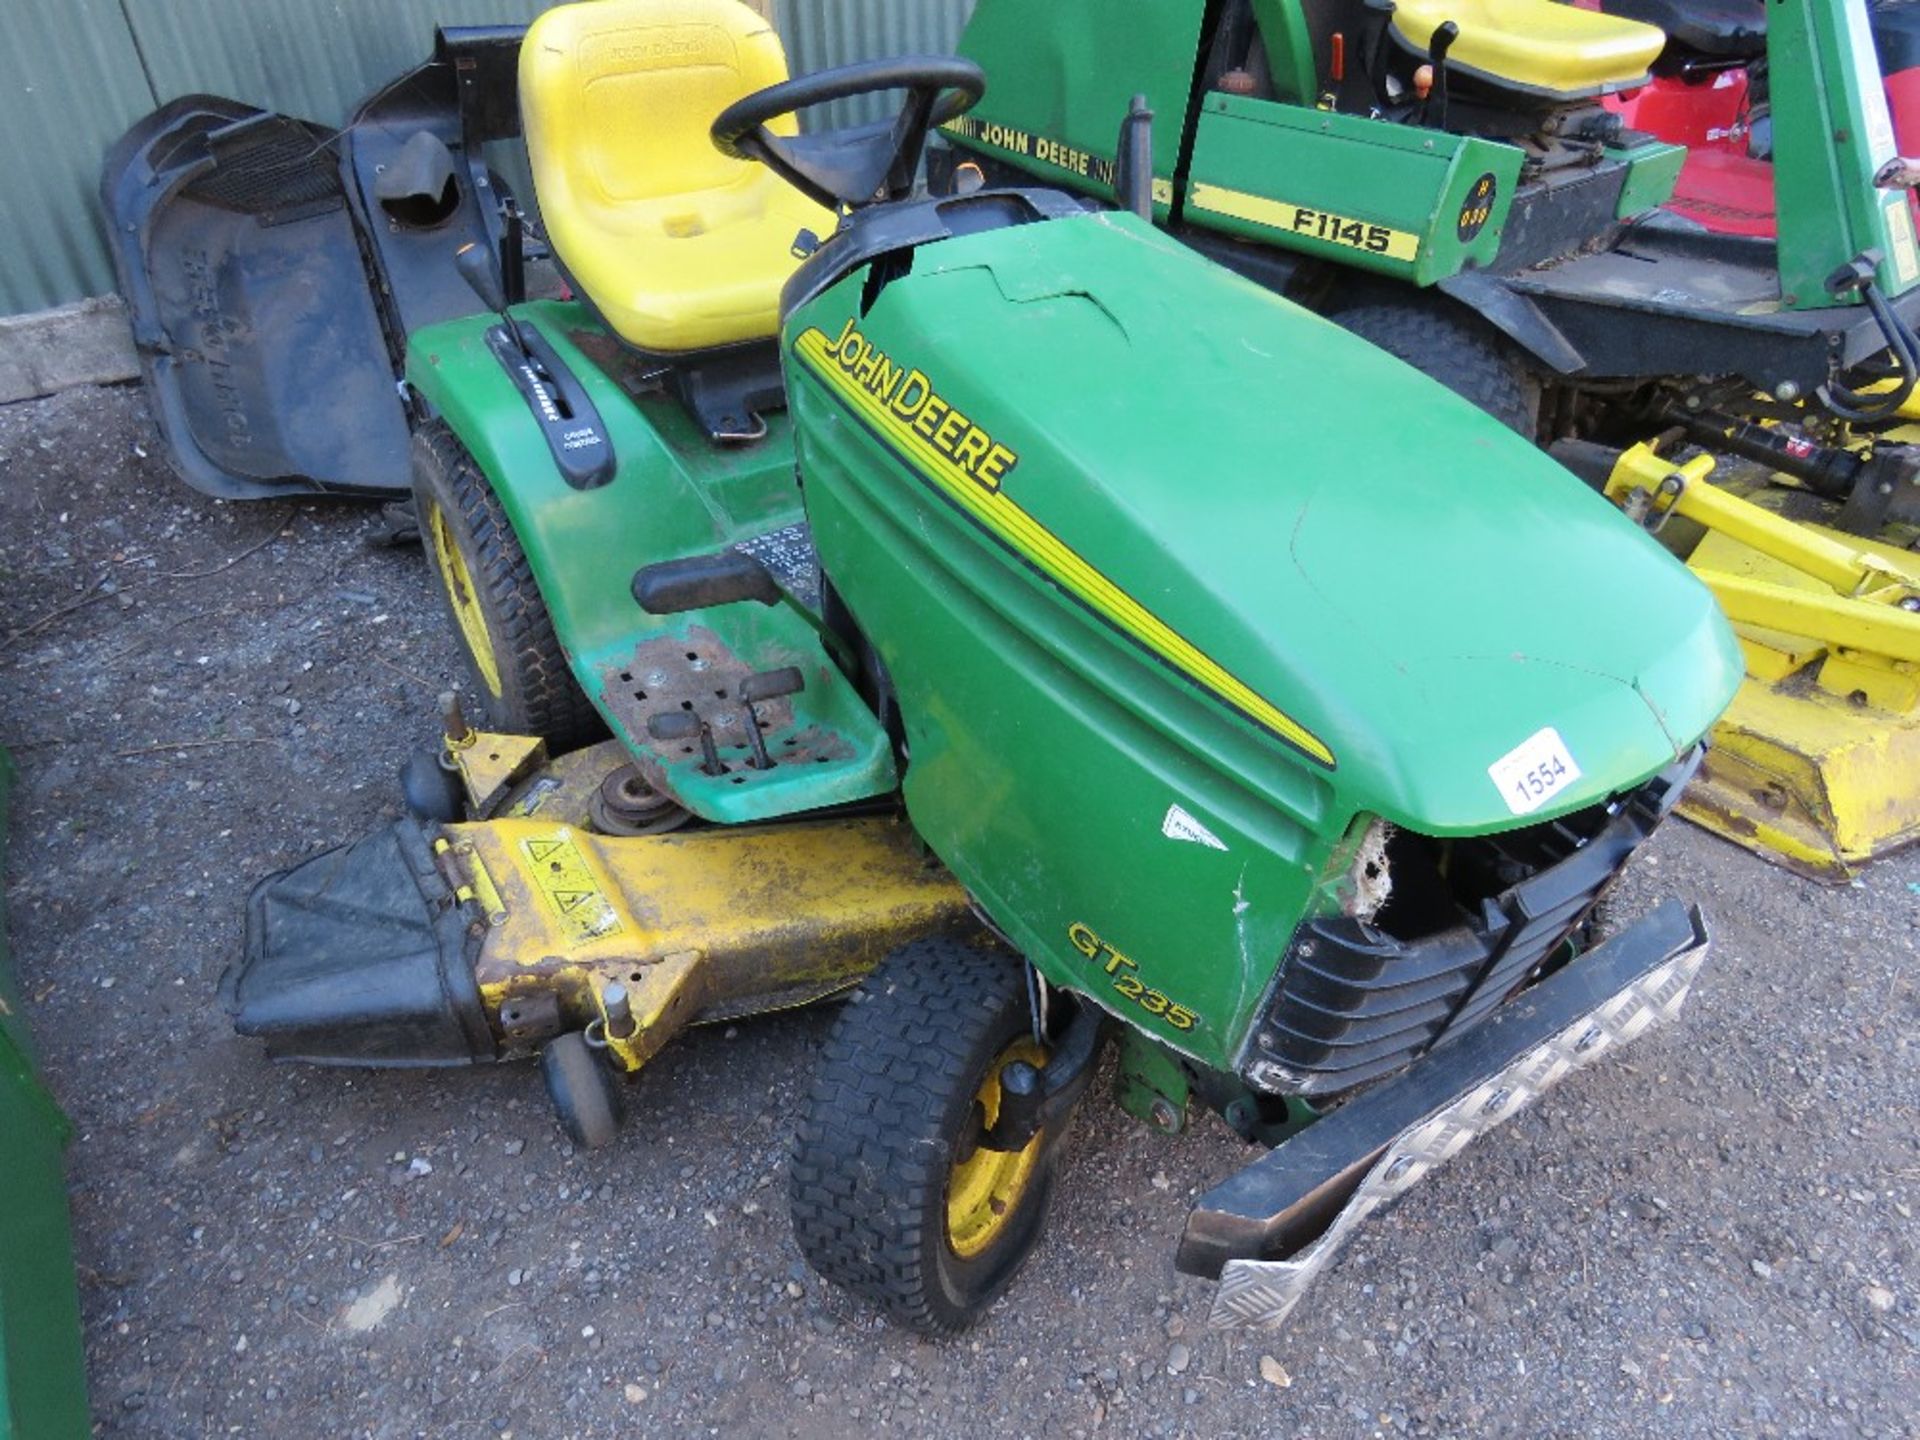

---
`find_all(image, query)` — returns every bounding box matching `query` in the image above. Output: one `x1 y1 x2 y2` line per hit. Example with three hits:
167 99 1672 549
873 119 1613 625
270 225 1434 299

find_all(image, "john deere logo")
791 321 1337 769
1457 172 1497 242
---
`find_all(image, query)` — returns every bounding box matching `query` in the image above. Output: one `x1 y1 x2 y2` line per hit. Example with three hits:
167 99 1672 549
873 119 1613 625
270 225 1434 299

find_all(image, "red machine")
1588 0 1920 237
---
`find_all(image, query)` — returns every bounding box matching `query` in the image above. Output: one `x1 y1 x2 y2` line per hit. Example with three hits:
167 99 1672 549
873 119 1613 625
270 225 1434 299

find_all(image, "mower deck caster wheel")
541 1032 623 1150
399 746 465 822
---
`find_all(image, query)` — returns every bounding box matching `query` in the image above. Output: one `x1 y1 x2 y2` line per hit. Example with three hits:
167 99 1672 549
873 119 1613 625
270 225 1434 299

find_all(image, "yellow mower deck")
1605 442 1920 881
228 714 975 1080
439 811 973 1072
428 722 975 1071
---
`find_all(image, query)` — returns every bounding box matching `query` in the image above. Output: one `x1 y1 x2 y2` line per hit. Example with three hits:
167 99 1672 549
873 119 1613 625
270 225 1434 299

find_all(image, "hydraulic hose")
1821 280 1920 424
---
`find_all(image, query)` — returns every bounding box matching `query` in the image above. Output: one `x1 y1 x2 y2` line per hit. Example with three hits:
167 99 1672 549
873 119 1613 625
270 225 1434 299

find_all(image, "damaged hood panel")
869 212 1742 834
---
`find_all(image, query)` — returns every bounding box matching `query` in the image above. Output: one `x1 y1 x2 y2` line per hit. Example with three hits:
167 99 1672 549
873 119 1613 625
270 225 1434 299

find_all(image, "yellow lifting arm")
1603 440 1920 663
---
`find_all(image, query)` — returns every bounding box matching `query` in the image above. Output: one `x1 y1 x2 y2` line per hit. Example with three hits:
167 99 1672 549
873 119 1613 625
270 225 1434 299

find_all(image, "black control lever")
500 199 528 306
632 551 782 614
648 711 724 776
1423 21 1458 130
456 241 526 351
737 667 805 770
456 241 615 491
1114 94 1155 221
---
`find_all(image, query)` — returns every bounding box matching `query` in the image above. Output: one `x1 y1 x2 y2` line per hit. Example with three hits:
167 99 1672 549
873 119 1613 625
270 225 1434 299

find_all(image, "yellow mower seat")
520 0 833 354
1390 0 1666 98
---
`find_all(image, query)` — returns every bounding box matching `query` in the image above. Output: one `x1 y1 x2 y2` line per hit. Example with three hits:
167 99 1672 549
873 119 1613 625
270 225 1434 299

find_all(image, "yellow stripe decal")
792 326 1335 768
1188 183 1421 263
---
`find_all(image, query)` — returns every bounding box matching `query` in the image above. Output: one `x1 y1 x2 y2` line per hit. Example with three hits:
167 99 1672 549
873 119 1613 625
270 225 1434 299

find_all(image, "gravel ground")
1 383 1916 1440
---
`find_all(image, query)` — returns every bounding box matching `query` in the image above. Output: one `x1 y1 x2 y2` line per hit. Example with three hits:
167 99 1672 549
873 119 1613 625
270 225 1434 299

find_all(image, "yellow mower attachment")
1604 440 1920 880
437 813 973 1073
425 712 975 1068
228 730 976 1147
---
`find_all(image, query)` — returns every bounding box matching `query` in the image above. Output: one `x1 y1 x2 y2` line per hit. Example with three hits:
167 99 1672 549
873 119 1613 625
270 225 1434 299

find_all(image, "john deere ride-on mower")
225 0 1742 1332
939 0 1920 882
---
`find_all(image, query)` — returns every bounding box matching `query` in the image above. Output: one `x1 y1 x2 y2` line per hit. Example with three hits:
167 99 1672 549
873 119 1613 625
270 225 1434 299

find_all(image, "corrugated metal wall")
0 0 956 317
776 0 977 128
2 1 159 314
118 1 565 144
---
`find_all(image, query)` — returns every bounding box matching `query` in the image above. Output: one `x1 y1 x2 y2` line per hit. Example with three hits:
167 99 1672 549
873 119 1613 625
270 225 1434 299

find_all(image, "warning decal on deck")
521 832 625 942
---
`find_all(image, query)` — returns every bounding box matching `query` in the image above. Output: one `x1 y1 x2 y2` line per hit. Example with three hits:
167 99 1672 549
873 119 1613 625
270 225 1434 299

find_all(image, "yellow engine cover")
520 0 833 353
1390 0 1665 97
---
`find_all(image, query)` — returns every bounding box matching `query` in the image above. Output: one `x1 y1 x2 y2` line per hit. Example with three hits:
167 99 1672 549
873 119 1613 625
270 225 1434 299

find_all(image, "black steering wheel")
712 56 986 211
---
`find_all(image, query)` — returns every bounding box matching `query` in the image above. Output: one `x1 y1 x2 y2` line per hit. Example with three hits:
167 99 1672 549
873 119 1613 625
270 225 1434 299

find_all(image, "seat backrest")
521 0 796 216
1599 0 1767 60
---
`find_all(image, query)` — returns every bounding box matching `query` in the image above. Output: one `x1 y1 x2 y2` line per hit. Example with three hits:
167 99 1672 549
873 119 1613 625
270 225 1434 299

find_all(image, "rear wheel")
1335 298 1541 437
789 940 1062 1333
411 422 602 751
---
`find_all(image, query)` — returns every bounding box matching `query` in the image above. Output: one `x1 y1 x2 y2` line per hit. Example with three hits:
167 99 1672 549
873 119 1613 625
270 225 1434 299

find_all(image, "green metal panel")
784 210 1740 1066
948 0 1204 208
1771 0 1920 305
0 748 90 1439
0 0 157 314
1248 0 1319 105
1186 95 1524 285
406 304 896 822
1612 137 1687 220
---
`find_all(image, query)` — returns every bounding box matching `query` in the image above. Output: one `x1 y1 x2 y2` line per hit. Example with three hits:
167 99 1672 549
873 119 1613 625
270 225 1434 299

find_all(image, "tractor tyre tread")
789 940 1053 1334
1335 300 1541 436
412 422 603 751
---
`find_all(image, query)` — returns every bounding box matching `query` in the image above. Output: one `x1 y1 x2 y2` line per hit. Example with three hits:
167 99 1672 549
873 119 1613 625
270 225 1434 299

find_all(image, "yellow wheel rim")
424 499 504 698
946 1037 1048 1259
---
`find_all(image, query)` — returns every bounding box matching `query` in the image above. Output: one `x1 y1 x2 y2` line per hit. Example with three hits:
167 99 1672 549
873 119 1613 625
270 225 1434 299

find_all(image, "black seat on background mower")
1598 0 1767 60
1874 0 1920 78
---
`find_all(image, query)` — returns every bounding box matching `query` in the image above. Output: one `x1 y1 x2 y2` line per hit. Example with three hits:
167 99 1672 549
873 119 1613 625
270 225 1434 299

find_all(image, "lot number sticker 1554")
1488 727 1582 816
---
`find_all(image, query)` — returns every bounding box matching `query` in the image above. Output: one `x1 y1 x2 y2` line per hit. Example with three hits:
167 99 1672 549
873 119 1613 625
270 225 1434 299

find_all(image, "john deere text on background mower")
224 0 1741 1333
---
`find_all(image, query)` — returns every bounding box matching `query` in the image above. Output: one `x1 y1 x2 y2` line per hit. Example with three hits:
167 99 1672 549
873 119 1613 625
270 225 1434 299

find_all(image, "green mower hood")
791 210 1741 838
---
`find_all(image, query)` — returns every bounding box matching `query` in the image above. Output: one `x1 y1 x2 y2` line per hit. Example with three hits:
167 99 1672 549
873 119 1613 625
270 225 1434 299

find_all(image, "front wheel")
789 939 1064 1333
